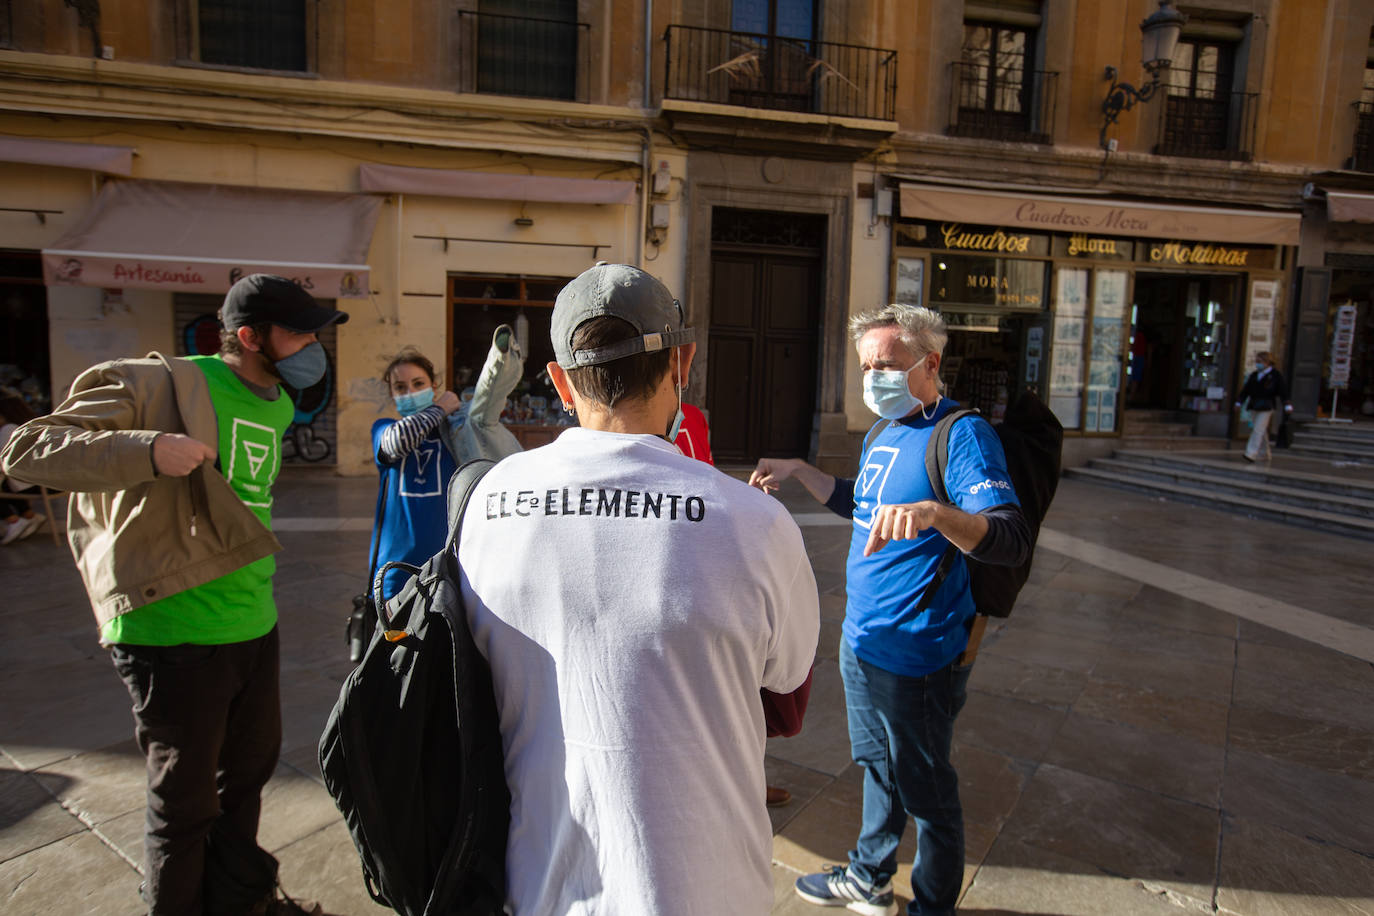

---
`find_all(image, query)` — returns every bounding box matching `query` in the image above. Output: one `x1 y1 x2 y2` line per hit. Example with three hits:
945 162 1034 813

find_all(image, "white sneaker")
0 519 24 545
16 514 45 540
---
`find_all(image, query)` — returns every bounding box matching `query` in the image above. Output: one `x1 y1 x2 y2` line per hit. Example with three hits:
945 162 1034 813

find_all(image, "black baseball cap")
219 274 349 333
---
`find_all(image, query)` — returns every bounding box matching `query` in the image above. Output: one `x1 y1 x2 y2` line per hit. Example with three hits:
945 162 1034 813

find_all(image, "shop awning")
0 136 134 175
1325 190 1374 223
42 180 380 298
358 163 637 205
898 183 1301 246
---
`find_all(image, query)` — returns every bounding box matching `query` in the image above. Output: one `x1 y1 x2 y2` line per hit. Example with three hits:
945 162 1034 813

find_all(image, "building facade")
1 0 1370 475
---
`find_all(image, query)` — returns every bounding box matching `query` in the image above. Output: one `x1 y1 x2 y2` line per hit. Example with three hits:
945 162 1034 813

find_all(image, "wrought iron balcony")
456 10 590 103
663 25 896 121
1351 101 1374 172
946 61 1058 145
1155 91 1258 161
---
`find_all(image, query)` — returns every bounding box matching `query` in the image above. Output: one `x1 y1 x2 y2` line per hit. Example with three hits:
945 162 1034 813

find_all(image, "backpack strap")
923 408 979 506
862 419 894 457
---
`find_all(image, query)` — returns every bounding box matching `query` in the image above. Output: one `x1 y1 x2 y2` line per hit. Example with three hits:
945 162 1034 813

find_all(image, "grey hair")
849 304 949 392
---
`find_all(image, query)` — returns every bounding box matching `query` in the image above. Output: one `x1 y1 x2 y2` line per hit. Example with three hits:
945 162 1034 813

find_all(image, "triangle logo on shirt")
243 441 271 479
414 447 435 479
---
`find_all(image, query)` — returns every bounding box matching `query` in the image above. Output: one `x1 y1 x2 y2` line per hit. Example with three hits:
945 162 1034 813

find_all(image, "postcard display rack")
1049 268 1127 432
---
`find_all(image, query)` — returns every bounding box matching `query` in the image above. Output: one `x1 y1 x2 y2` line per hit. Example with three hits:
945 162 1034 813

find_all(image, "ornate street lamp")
1099 0 1189 151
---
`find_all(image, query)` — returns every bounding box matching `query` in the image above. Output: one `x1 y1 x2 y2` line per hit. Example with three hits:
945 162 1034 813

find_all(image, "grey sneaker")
795 865 897 916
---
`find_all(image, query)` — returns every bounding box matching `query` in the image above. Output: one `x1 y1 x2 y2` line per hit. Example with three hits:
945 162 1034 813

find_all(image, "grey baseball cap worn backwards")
552 262 694 368
220 273 350 333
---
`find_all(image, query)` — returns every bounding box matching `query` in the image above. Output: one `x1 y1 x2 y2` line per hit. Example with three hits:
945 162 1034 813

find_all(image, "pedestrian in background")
0 274 333 916
1236 350 1291 463
0 396 45 544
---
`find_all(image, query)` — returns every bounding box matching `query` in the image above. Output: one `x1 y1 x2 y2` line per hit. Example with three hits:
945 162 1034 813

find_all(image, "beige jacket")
0 352 282 628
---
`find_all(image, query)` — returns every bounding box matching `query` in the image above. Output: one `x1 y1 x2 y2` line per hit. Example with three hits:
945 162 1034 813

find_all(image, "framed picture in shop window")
895 257 924 307
1086 270 1128 434
1049 268 1088 430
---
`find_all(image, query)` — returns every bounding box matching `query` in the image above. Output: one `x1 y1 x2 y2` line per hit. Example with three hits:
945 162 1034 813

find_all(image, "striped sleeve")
377 405 446 464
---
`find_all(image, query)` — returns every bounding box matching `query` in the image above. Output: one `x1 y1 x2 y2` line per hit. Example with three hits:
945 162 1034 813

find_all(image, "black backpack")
865 391 1063 618
318 458 509 916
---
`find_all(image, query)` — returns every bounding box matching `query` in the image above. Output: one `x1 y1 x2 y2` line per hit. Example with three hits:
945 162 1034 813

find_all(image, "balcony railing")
1351 101 1374 172
1155 92 1258 161
457 10 589 103
663 25 896 121
946 61 1057 144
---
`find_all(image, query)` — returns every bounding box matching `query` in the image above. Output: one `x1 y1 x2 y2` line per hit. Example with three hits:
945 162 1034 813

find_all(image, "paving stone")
1074 679 1229 746
272 819 393 915
1108 618 1238 666
966 653 1088 708
952 742 1031 840
0 831 144 914
95 807 147 871
1119 585 1239 638
766 658 852 777
1223 749 1374 856
0 656 135 770
259 762 349 854
1234 639 1373 692
1005 591 1123 642
998 764 1218 904
957 690 1068 762
1045 566 1143 600
1090 643 1236 704
763 757 836 834
1216 816 1374 916
1227 703 1374 784
1232 667 1374 734
30 739 145 826
1043 711 1225 807
0 767 84 861
961 836 1205 915
979 625 1109 675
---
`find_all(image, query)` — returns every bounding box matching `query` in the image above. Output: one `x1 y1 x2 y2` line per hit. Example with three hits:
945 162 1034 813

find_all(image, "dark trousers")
840 639 972 916
112 627 282 916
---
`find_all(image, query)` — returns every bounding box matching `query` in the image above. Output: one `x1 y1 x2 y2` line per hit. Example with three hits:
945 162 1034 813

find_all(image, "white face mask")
862 359 929 420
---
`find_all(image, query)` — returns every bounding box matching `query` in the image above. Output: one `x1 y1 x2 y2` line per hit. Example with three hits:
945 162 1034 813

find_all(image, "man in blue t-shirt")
751 303 1029 916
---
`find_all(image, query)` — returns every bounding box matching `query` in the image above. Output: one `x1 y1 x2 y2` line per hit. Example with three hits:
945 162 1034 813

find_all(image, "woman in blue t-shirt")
369 349 464 601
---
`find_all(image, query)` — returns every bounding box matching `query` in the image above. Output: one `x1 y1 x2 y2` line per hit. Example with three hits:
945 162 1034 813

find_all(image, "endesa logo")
968 479 1013 496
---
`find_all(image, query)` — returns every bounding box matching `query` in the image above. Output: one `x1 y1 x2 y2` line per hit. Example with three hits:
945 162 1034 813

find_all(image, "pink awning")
1325 191 1374 223
42 180 380 298
899 184 1301 246
359 163 637 205
0 136 134 175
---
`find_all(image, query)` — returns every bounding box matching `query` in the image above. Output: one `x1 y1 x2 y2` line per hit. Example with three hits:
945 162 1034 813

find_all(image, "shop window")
1047 268 1129 433
0 250 50 414
949 3 1055 144
189 0 311 73
175 293 340 464
459 0 586 102
0 0 12 49
448 274 571 449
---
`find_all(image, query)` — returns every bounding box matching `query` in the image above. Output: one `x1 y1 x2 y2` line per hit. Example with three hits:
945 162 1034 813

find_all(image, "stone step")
1291 431 1374 451
1287 442 1374 464
1085 456 1374 518
1119 422 1196 437
1116 436 1230 451
1295 422 1374 442
1109 449 1374 498
1063 465 1374 541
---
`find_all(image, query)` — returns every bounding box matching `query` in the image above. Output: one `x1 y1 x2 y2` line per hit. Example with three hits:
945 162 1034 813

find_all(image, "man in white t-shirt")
459 262 820 915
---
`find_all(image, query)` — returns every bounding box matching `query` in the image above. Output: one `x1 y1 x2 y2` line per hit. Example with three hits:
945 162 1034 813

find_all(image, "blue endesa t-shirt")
370 418 459 600
843 398 1019 677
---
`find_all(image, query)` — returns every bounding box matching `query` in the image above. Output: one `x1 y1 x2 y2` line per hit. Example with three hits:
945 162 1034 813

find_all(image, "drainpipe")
644 0 653 110
638 0 654 266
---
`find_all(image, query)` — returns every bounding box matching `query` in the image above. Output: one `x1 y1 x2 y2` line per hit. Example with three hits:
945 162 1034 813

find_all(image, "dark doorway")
0 250 50 414
1128 273 1240 435
706 208 825 463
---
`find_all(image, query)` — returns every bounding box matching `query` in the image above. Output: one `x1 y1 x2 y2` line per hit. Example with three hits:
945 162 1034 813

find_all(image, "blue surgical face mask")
666 350 685 441
394 387 435 417
863 363 925 419
271 340 327 390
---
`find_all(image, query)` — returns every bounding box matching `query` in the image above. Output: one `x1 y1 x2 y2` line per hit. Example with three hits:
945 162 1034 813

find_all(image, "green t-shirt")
101 355 295 646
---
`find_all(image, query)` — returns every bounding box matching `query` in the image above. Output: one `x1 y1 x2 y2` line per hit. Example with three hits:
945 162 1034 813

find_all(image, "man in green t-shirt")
1 274 345 916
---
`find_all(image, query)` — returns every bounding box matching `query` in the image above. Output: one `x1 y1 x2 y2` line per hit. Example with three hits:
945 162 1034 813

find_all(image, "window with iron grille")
195 0 308 72
1353 29 1374 171
949 2 1054 144
1160 38 1236 156
469 0 579 100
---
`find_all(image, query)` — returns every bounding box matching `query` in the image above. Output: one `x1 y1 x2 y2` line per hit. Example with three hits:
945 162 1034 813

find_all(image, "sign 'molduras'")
1148 242 1250 267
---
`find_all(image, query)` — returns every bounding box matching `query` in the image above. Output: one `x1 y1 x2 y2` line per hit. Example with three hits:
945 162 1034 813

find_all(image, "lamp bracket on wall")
0 206 64 224
1099 65 1164 152
415 235 609 259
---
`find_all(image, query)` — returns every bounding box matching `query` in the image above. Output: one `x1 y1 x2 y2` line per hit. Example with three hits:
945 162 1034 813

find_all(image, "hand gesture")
865 501 941 556
152 434 217 477
434 389 462 415
748 458 798 495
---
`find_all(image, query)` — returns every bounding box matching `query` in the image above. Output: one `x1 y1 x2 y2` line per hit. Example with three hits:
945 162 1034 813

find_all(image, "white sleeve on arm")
760 515 820 694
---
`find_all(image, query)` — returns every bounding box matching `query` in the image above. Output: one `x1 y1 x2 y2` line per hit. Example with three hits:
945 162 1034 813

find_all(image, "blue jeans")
839 638 972 916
